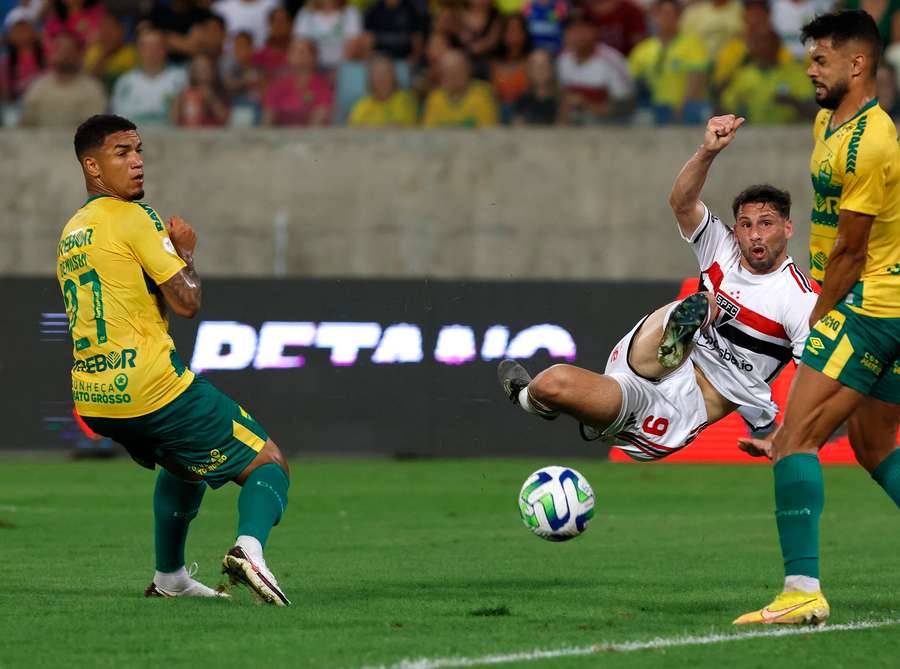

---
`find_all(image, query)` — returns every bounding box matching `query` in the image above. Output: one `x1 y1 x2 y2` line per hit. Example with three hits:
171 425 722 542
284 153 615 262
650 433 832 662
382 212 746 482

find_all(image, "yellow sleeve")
474 85 498 127
394 92 418 127
840 123 890 216
125 204 186 285
348 97 370 126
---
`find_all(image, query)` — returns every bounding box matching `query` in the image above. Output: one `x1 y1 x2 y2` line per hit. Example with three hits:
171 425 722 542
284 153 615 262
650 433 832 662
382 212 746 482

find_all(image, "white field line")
360 618 900 669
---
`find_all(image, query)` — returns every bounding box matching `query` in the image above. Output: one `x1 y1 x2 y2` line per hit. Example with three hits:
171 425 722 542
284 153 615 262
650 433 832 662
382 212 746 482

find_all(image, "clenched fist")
166 215 197 259
702 114 746 154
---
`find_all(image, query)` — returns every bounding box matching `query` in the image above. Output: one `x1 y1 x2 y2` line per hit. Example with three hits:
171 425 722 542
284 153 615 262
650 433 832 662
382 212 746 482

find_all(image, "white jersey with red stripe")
684 203 820 430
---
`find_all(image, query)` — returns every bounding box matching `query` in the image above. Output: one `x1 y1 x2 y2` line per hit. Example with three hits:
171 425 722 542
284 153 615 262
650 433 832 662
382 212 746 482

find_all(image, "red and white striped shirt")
683 204 819 429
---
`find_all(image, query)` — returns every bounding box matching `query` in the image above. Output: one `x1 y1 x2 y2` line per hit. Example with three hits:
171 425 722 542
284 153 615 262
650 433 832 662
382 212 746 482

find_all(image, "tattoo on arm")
160 255 202 316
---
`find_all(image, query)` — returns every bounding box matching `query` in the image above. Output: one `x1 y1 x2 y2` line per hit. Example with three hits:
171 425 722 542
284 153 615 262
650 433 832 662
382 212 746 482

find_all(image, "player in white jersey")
498 115 819 460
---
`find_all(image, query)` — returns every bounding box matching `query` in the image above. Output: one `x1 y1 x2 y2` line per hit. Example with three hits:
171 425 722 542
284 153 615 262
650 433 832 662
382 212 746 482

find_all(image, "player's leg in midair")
499 359 624 425
222 439 292 606
630 291 714 376
499 292 714 429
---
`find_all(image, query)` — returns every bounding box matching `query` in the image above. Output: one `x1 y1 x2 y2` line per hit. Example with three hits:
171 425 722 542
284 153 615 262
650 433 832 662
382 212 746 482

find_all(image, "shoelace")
186 561 199 580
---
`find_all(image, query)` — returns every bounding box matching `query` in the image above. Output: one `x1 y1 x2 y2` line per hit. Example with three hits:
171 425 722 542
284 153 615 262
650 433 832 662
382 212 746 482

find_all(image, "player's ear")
784 218 794 239
82 155 101 178
849 50 866 78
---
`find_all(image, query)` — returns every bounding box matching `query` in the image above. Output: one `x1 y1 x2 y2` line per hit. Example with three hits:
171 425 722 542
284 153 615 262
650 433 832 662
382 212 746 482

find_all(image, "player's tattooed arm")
159 215 202 318
160 258 202 318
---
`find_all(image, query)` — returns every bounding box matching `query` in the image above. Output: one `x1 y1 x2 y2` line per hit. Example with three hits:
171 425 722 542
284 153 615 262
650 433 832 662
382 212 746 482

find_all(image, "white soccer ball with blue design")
518 466 595 541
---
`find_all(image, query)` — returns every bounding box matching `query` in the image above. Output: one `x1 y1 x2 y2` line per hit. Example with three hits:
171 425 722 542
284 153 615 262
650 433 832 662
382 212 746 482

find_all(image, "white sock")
155 566 190 591
784 575 821 593
236 534 264 562
518 386 558 417
518 387 539 415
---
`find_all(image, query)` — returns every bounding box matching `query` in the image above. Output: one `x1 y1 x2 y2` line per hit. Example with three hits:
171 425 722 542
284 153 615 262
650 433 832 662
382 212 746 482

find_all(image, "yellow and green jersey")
628 33 710 108
810 100 900 317
422 81 498 128
720 60 812 125
57 195 194 418
348 91 418 127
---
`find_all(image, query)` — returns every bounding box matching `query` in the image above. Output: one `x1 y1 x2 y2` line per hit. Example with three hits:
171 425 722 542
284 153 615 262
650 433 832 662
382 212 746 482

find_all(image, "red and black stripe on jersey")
617 422 708 461
701 261 797 374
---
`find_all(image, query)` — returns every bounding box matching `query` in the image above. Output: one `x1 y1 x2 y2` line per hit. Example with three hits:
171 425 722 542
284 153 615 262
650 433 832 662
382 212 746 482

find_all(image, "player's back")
810 102 900 316
57 195 193 419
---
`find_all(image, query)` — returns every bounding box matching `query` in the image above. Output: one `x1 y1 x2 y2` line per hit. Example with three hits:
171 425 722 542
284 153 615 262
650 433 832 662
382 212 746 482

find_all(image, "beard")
815 79 849 110
745 253 778 272
742 240 787 273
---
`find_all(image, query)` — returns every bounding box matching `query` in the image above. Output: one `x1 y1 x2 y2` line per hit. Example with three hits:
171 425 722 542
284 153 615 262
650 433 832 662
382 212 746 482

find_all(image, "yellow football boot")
733 591 830 626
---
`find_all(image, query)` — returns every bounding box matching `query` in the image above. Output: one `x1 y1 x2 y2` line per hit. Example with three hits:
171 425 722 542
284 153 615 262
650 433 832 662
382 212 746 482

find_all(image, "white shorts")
595 318 709 461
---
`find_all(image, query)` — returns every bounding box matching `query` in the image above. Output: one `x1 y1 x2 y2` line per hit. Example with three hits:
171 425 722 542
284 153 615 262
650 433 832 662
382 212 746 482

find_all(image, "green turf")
1 458 898 669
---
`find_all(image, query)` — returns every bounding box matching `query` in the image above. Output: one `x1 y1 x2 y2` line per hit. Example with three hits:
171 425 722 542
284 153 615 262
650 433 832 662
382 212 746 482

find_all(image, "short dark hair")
801 10 882 73
74 114 137 160
731 184 791 220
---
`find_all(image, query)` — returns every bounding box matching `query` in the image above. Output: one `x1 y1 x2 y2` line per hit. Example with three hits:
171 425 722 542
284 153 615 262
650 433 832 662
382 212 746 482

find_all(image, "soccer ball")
518 466 595 541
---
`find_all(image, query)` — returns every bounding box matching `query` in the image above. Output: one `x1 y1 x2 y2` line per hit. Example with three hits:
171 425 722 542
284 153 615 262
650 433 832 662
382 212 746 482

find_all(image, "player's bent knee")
848 414 897 473
236 439 290 484
530 364 577 405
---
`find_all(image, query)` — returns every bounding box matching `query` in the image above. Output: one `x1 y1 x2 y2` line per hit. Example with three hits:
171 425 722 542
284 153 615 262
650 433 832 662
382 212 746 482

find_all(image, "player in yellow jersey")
735 11 900 626
58 115 291 605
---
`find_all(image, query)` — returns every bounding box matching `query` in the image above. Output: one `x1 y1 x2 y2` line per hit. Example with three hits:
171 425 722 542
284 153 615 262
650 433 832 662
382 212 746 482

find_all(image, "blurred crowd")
2 0 900 128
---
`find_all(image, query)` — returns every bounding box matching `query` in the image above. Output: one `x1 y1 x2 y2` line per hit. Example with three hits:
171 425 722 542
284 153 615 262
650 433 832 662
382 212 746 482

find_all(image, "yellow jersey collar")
825 97 879 140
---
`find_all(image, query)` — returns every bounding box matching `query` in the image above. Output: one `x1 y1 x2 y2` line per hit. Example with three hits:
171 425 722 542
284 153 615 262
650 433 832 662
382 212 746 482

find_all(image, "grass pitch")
1 458 898 669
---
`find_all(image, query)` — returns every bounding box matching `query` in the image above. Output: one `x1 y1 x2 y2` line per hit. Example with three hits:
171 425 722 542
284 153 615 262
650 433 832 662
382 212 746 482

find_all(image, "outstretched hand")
702 115 746 153
737 436 773 460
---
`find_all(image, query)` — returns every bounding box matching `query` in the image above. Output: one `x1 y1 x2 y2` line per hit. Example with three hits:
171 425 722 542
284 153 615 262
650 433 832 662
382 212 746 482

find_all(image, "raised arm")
159 215 202 318
669 114 745 238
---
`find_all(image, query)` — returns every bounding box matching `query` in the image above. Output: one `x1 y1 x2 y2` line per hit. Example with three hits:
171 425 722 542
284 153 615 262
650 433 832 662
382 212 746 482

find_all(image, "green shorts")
801 302 900 403
83 375 269 489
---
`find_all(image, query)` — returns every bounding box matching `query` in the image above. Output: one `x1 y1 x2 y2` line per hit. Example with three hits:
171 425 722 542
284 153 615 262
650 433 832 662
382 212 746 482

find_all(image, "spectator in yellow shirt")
84 13 138 92
422 49 499 127
720 28 816 124
349 55 418 126
629 0 710 124
711 0 794 94
680 0 744 60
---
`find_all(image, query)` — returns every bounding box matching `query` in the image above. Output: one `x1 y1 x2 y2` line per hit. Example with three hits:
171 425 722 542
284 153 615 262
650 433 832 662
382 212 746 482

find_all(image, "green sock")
237 464 289 548
153 469 206 572
872 448 900 507
774 453 824 579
